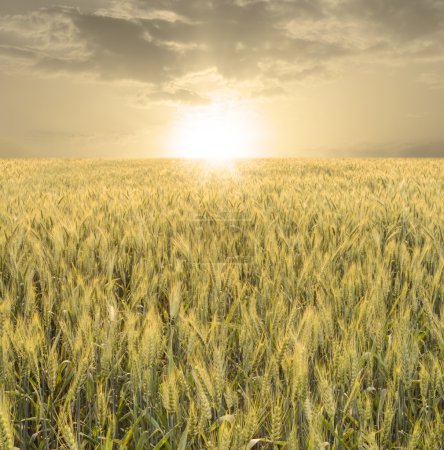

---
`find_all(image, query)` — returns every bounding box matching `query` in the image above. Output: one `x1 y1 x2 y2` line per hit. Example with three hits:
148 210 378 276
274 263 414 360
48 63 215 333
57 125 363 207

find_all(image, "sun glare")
167 103 261 160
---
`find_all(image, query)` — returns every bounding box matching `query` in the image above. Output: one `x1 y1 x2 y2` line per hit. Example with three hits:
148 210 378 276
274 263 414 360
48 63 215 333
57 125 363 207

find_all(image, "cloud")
0 0 107 15
252 85 287 98
1 0 444 95
418 72 444 89
0 7 89 65
137 88 210 105
337 0 444 41
0 44 36 59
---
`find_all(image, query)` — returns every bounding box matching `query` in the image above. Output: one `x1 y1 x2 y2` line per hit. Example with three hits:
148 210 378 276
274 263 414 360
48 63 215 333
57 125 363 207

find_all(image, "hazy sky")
1 0 444 157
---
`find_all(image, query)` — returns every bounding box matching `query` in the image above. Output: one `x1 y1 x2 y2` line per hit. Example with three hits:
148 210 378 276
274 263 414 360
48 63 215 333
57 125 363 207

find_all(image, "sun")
167 103 260 159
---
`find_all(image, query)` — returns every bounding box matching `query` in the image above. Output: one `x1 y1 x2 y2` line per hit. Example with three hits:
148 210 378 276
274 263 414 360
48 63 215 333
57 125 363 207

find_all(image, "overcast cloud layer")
1 0 444 157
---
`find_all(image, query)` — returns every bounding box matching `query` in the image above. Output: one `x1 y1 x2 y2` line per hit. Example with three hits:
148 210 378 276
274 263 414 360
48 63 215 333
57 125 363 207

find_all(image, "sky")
1 0 444 158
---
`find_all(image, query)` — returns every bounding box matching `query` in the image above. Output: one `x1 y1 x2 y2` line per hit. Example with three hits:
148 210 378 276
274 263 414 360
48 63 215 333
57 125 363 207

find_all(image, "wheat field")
0 159 443 449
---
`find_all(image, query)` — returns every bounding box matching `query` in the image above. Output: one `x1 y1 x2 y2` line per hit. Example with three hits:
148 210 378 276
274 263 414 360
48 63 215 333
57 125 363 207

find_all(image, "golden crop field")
0 159 443 449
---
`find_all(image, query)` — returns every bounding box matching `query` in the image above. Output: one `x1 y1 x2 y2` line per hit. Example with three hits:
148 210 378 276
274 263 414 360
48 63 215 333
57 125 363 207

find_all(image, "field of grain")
0 159 443 449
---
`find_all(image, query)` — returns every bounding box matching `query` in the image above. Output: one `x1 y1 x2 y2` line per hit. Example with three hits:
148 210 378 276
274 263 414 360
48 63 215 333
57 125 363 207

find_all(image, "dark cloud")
0 0 346 86
69 11 178 83
338 0 444 41
0 0 54 14
1 0 444 89
0 0 107 14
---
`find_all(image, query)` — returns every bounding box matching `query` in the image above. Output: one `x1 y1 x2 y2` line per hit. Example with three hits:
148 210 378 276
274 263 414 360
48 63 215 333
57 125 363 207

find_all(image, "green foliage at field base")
0 159 443 449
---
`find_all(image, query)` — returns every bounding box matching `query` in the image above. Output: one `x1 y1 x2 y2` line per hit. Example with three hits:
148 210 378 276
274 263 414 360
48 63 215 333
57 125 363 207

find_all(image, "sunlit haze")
167 103 263 159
